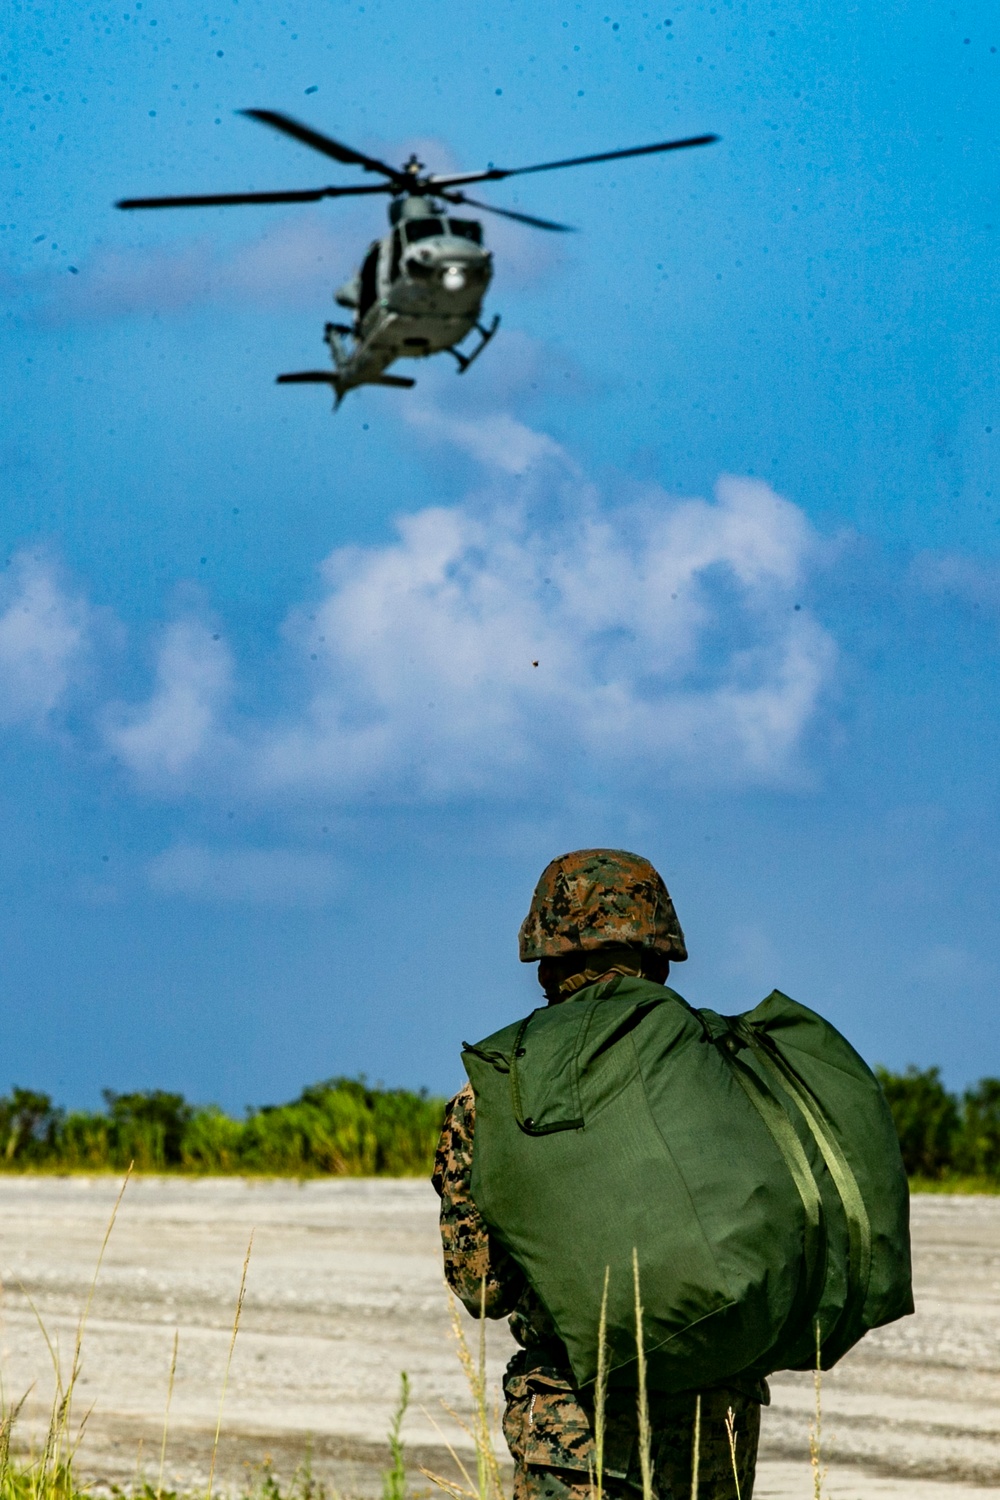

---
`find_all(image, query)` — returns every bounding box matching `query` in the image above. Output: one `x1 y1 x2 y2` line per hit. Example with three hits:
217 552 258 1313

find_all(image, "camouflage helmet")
518 848 687 962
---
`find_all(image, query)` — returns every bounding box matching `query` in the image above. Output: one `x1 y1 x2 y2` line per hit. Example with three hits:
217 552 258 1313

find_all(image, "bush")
875 1065 960 1178
955 1077 1000 1178
0 1088 63 1165
59 1111 112 1169
103 1090 194 1170
0 1080 445 1176
874 1065 1000 1184
180 1106 246 1172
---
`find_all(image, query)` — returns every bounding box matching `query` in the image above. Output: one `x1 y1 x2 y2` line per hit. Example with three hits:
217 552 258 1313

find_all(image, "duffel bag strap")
698 1014 824 1320
734 1021 873 1345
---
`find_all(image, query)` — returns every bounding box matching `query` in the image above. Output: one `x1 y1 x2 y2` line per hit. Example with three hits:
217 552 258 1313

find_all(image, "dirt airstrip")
0 1178 996 1499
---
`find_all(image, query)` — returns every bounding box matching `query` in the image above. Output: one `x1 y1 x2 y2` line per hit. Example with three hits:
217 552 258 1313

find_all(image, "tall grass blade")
157 1329 180 1500
724 1407 741 1500
477 1283 489 1500
16 1282 62 1403
16 1274 73 1490
442 1288 504 1500
51 1165 133 1486
0 1391 30 1485
207 1230 254 1500
132 1435 145 1493
631 1250 652 1500
419 1468 476 1500
689 1393 701 1500
809 1319 826 1500
592 1267 610 1500
420 1400 479 1497
382 1371 410 1500
69 1166 133 1389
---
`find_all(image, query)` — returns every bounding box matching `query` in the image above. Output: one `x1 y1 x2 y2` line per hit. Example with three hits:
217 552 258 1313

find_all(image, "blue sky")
2 0 998 1110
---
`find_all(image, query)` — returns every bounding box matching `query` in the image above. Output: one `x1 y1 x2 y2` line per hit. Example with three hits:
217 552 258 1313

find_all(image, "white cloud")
107 619 233 782
15 416 832 804
250 474 834 798
405 404 573 476
34 214 357 322
148 844 340 906
0 554 89 726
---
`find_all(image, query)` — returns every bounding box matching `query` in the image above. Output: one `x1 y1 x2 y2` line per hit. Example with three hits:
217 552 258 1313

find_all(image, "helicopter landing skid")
447 315 500 375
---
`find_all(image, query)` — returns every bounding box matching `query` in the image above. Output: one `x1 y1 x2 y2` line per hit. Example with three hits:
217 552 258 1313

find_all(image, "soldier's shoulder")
443 1081 476 1140
433 1082 476 1197
448 1080 475 1112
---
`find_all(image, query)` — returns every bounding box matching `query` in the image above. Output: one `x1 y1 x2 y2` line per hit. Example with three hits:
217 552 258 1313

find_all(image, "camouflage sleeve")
432 1082 527 1320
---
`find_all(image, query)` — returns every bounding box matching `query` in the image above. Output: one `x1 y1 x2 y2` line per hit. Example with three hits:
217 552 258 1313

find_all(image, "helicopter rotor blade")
428 133 719 189
443 192 575 232
276 371 337 385
116 184 393 209
241 109 405 182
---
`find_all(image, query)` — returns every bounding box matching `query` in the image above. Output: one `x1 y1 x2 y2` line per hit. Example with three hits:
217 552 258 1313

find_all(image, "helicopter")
117 110 718 406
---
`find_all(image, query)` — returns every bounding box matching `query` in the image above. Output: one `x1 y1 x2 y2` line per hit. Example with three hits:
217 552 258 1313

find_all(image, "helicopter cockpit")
386 209 492 303
391 216 484 281
343 213 491 326
403 217 444 242
400 217 483 245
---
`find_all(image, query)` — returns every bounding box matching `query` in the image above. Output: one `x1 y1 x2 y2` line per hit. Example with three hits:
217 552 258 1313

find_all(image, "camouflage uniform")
432 1082 765 1500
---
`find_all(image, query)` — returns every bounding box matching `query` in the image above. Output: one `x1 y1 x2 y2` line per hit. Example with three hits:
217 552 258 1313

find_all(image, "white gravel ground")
0 1178 996 1498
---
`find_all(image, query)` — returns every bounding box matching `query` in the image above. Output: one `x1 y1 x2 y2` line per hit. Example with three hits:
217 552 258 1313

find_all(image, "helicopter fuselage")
320 196 496 398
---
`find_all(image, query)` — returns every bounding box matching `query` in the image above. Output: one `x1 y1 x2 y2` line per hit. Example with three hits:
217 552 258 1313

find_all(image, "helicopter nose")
442 265 467 292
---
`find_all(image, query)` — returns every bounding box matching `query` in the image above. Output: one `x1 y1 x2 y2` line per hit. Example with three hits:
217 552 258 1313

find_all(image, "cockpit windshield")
447 219 483 244
404 218 445 243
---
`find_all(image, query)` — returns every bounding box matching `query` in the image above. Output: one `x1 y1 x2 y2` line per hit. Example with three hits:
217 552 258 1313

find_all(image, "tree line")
0 1078 445 1175
0 1066 994 1181
875 1066 1000 1182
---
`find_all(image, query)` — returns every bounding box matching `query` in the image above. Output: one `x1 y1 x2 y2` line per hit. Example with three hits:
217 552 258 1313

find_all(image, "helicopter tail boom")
275 367 415 410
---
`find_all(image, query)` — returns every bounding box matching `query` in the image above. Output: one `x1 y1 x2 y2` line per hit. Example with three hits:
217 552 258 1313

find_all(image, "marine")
433 849 765 1500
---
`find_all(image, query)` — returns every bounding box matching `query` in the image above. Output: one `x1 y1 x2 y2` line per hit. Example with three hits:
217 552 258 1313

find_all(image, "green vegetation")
877 1066 1000 1189
382 1374 411 1500
5 1063 999 1189
0 1446 342 1500
0 1080 445 1176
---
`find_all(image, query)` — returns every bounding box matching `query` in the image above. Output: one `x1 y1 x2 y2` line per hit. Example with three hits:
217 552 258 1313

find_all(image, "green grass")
0 1080 445 1177
907 1173 1000 1194
0 1450 344 1500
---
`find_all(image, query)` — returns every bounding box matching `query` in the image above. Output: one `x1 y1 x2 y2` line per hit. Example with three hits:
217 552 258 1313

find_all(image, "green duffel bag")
462 975 913 1394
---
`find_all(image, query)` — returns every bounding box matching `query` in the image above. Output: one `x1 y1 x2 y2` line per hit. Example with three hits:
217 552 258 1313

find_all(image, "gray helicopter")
118 111 717 406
